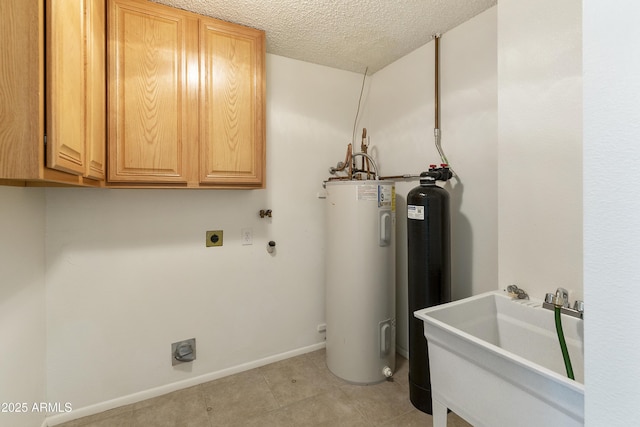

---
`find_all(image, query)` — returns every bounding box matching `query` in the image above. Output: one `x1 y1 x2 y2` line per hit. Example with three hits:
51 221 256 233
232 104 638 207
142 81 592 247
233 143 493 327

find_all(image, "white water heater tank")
325 180 396 383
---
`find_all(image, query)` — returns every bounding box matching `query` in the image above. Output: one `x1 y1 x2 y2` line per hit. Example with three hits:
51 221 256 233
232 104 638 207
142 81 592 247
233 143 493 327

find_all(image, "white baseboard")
46 342 325 426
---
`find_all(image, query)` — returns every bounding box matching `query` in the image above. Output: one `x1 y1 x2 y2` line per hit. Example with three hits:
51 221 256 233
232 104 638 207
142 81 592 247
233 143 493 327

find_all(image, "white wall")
583 2 640 424
361 8 498 353
0 187 47 427
45 54 364 418
497 0 583 302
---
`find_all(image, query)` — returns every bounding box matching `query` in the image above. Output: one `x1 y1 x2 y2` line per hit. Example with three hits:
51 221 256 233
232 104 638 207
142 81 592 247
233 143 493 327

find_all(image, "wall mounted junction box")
172 338 196 366
206 230 223 247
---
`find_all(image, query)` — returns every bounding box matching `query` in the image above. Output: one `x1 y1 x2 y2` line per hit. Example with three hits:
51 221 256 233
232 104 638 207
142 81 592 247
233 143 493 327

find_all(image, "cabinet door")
108 0 194 183
199 19 265 187
0 0 42 180
46 0 87 175
86 0 107 181
46 0 106 180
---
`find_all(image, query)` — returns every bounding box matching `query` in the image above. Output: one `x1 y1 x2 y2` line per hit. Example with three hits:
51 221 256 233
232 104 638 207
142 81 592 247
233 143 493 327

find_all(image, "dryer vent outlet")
172 338 196 366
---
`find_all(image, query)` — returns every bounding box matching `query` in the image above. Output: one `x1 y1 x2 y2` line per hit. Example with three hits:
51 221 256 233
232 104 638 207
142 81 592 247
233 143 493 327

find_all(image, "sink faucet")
543 287 584 319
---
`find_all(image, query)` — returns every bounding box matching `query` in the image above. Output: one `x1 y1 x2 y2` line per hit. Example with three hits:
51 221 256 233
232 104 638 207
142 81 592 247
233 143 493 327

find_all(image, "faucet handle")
573 300 584 313
544 293 555 304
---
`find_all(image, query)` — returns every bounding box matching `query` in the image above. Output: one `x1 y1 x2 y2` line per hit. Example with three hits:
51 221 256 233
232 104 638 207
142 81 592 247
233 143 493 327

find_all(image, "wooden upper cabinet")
108 0 196 183
199 19 265 187
0 0 105 186
107 0 265 188
46 0 106 180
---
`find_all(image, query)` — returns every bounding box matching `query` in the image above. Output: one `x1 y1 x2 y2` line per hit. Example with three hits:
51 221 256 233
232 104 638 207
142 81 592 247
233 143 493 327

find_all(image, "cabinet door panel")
109 0 190 182
86 0 106 181
46 0 86 175
0 0 42 180
200 21 265 186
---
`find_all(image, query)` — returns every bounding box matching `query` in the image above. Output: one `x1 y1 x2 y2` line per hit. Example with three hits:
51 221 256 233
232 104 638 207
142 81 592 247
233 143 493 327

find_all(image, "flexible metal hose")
351 152 379 180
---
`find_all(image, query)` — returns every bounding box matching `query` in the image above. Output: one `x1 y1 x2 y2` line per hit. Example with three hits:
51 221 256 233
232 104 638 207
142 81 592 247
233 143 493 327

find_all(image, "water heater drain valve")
382 366 393 378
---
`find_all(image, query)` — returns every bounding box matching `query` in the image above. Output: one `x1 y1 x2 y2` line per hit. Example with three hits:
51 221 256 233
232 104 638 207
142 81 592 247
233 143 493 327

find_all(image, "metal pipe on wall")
434 34 440 131
432 34 452 173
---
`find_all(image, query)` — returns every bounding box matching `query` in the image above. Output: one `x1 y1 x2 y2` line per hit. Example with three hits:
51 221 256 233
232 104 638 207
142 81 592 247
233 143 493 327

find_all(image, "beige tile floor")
56 350 472 427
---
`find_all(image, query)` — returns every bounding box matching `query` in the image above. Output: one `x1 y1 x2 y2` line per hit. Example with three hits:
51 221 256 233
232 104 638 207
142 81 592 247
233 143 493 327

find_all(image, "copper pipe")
361 128 366 173
361 128 373 179
327 176 354 181
348 143 353 179
433 33 452 173
434 34 440 130
330 144 353 174
344 144 352 174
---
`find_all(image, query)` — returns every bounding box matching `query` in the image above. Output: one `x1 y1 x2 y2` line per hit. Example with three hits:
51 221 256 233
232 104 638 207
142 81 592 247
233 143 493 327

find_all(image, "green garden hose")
555 306 575 380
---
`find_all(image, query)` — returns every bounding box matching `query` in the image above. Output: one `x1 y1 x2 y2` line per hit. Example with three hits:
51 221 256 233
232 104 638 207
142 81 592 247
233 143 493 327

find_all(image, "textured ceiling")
153 0 496 74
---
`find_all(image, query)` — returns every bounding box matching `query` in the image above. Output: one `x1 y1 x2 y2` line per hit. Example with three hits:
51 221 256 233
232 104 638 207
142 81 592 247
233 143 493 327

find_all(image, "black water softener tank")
407 167 451 414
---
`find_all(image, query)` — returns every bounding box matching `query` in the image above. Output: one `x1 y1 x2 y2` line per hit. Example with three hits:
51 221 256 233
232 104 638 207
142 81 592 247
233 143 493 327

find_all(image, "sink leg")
432 398 447 427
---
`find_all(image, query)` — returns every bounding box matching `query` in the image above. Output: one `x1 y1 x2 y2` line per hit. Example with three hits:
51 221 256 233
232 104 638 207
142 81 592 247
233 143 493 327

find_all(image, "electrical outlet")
206 230 223 247
241 228 253 245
